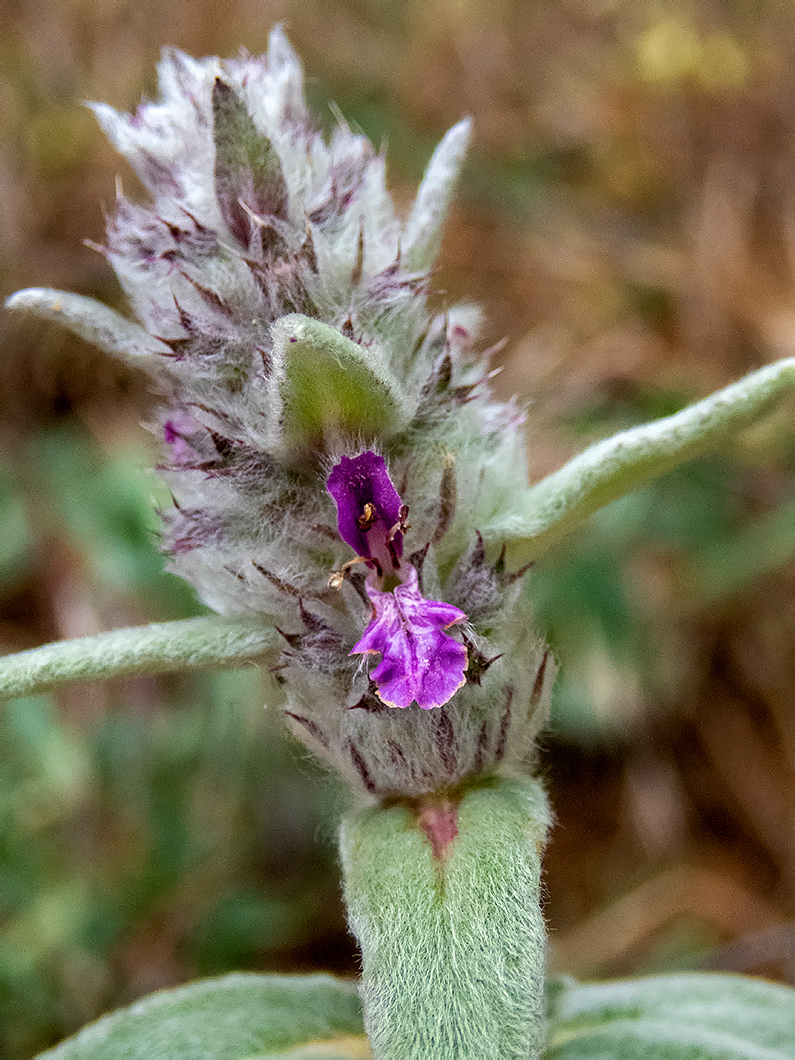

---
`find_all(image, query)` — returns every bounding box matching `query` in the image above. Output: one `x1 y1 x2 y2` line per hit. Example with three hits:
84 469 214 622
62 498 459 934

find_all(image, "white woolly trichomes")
7 27 552 797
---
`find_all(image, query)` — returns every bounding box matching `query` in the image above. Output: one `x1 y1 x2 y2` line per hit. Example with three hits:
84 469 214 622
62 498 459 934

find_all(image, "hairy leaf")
5 289 172 366
38 973 365 1060
340 776 551 1060
485 358 795 563
0 616 278 698
545 973 795 1059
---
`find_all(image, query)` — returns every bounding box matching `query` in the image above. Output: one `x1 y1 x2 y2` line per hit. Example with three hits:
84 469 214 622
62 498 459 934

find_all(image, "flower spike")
0 31 555 792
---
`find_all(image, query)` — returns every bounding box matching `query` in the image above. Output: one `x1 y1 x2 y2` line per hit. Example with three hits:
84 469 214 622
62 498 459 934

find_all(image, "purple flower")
327 451 405 575
353 566 467 709
327 451 468 709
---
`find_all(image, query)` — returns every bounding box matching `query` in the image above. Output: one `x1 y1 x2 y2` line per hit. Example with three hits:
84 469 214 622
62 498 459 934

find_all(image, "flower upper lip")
326 451 406 575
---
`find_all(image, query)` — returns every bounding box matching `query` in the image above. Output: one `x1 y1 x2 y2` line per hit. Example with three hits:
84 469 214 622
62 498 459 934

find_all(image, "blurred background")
1 0 794 1054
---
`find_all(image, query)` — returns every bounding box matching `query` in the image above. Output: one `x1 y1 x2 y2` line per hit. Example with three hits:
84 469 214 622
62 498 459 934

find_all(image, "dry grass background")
1 1 793 1054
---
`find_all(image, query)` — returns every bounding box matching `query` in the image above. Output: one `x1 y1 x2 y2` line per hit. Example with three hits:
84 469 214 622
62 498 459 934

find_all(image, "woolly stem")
340 776 550 1060
0 616 277 698
485 357 795 563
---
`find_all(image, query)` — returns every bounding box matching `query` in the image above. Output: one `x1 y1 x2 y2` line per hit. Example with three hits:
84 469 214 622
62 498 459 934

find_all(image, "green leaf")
340 776 551 1060
0 616 278 699
485 358 795 563
259 1039 372 1059
545 973 795 1059
38 973 365 1060
270 315 405 459
5 289 172 366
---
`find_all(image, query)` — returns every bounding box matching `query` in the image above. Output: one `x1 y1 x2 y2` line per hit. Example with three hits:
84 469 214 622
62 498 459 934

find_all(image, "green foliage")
485 357 795 564
340 777 550 1060
31 967 795 1059
0 671 343 1058
544 973 795 1058
37 974 365 1059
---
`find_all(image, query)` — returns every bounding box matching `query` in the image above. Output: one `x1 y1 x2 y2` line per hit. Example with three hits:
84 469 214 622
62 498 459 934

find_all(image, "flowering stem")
0 616 277 699
340 776 550 1060
486 357 795 563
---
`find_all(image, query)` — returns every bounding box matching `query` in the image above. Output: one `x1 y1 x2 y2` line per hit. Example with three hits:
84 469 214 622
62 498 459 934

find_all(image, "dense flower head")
8 28 553 796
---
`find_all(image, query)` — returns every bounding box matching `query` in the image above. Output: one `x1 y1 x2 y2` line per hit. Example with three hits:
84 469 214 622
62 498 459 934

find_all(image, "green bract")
270 315 406 459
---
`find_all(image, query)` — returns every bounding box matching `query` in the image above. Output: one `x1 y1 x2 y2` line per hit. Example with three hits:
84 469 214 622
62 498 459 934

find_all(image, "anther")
328 555 372 589
358 502 378 531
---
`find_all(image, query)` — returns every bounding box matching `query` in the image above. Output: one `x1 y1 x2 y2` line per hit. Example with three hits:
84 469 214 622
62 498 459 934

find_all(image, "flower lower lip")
350 566 468 710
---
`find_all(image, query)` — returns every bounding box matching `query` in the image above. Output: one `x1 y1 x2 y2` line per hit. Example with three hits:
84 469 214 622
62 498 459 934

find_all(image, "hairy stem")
0 616 277 698
340 776 550 1060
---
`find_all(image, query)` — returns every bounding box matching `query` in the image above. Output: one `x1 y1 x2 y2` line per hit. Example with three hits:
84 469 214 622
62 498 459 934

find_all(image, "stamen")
358 502 378 531
386 505 411 569
328 554 374 589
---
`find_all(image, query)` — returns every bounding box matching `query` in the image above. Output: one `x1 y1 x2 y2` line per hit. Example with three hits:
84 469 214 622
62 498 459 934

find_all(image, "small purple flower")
327 451 468 709
354 566 467 709
327 452 405 575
